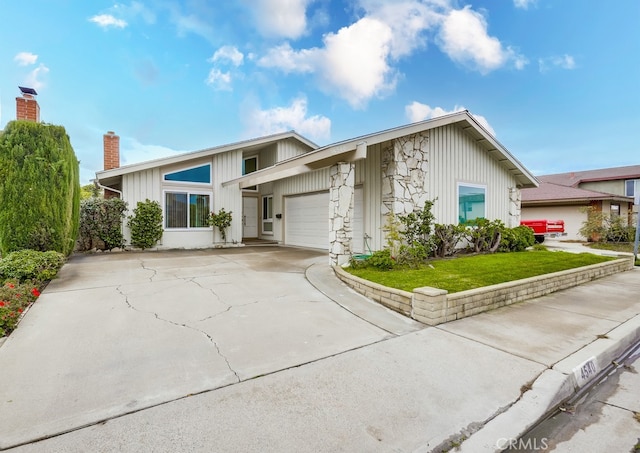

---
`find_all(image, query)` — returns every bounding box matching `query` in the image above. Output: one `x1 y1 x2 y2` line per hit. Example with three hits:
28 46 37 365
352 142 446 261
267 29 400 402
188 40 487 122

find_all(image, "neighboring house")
95 111 538 264
521 166 639 240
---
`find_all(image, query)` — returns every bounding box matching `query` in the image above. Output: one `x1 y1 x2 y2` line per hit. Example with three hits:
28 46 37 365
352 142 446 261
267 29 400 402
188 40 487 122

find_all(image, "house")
521 166 639 240
95 111 538 264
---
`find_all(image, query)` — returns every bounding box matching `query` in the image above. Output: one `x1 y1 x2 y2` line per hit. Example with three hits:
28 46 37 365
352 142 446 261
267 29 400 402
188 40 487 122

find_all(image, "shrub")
128 199 164 249
0 121 80 256
209 208 233 242
433 223 467 258
499 225 535 252
465 218 504 253
367 249 395 270
395 243 429 267
0 281 41 337
398 200 437 255
0 249 65 282
78 198 128 251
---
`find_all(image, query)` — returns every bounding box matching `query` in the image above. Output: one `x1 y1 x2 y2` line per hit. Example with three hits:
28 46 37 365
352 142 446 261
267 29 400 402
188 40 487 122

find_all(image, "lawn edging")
333 256 634 326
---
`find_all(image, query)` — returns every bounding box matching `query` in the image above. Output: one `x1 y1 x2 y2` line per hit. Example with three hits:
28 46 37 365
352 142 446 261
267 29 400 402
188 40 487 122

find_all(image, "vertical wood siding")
278 138 312 161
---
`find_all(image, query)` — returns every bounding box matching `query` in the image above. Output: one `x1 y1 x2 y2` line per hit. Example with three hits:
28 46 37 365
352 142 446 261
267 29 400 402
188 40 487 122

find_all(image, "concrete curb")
458 313 640 452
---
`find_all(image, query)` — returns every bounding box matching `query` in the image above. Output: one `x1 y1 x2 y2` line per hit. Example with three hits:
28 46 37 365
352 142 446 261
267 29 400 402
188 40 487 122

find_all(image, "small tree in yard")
128 199 163 249
78 198 128 251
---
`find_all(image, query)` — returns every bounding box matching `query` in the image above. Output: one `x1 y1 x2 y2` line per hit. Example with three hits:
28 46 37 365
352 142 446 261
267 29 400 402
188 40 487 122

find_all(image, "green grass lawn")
346 251 616 293
585 242 639 266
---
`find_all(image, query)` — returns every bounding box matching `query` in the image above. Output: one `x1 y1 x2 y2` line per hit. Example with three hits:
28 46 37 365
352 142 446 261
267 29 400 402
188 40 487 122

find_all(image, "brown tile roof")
540 164 640 187
521 181 623 203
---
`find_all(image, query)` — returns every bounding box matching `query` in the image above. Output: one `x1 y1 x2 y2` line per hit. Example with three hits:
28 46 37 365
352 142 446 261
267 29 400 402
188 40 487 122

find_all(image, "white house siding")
212 151 243 244
428 125 518 226
278 138 313 161
521 205 586 241
357 143 383 251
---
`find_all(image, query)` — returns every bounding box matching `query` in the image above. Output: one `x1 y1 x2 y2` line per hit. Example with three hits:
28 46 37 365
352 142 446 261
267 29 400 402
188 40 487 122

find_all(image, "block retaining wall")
334 257 634 326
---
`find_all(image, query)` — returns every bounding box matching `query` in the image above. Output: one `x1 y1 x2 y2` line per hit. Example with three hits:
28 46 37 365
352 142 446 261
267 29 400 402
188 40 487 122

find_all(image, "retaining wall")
334 257 634 326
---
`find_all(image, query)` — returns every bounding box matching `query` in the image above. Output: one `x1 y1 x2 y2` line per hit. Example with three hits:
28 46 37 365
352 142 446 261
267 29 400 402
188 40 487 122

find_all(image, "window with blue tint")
164 164 211 184
458 184 486 223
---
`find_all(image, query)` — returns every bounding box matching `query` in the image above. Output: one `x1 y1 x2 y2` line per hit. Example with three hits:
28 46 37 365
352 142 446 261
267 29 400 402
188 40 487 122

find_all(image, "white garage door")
285 192 329 249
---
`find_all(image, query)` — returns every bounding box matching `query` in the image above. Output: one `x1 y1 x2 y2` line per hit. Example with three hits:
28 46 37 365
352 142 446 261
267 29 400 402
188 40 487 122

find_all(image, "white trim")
163 189 213 230
261 195 274 236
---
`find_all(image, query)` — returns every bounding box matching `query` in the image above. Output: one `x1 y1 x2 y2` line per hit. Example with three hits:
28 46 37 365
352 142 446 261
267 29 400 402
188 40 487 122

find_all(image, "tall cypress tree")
0 121 80 256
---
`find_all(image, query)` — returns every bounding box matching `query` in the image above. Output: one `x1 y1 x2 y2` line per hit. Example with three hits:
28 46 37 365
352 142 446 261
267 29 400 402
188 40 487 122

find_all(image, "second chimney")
16 86 40 122
103 131 120 170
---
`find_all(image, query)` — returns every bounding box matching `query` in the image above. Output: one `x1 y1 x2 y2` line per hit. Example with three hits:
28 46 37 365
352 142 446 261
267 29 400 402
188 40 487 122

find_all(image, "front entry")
242 196 258 238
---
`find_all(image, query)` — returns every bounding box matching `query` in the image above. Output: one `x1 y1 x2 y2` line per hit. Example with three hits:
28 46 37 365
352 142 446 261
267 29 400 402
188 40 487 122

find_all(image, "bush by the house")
209 208 233 243
78 198 128 251
0 249 65 282
433 223 468 258
366 249 395 270
499 225 535 252
0 121 80 256
465 218 504 253
128 199 164 250
579 206 637 243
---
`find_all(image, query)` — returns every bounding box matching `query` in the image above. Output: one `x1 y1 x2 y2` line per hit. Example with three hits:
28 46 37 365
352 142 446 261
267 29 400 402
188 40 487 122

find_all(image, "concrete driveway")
0 246 415 448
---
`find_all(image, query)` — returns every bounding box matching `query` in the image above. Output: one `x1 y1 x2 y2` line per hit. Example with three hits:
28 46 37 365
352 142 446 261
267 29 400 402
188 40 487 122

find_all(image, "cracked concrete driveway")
0 247 400 449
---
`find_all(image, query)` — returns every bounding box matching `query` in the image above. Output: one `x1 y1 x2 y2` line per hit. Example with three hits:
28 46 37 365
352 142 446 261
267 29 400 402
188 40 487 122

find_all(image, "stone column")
381 132 429 218
329 162 355 266
509 187 522 228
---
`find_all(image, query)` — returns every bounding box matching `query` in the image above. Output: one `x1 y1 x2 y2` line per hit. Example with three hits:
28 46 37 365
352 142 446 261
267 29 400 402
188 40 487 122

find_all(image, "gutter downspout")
92 179 123 198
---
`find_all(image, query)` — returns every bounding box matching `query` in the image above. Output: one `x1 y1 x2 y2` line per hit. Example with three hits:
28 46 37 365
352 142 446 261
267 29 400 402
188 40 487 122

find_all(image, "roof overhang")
95 131 317 181
522 194 634 206
224 111 539 189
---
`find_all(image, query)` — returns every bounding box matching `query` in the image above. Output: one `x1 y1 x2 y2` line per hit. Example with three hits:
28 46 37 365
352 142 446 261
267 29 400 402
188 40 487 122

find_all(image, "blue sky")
1 0 638 184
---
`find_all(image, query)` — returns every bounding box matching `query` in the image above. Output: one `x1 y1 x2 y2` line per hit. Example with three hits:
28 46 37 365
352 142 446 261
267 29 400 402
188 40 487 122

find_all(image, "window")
610 204 620 218
262 195 273 234
458 183 486 223
243 156 258 191
164 164 211 184
625 179 638 198
165 192 211 229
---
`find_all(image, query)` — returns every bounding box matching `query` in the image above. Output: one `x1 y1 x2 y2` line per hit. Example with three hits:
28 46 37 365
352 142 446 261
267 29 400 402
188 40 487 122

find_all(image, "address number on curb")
573 357 598 387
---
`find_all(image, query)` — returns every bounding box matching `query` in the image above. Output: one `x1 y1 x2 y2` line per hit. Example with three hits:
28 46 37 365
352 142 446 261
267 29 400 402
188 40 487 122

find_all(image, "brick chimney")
16 86 40 122
103 131 120 170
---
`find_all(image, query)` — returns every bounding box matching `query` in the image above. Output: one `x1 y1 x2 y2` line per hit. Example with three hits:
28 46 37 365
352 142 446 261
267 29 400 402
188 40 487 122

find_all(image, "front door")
243 196 258 238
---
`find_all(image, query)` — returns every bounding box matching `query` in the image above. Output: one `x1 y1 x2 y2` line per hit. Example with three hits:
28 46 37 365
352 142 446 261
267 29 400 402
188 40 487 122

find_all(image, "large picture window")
458 183 486 223
262 195 273 235
165 192 211 229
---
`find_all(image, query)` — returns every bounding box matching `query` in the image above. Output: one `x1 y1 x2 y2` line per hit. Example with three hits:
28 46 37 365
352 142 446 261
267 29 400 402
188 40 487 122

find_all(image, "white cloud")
405 101 496 136
514 0 537 9
14 52 38 66
245 97 331 142
248 0 311 39
24 64 50 91
205 69 233 91
89 14 128 29
259 18 397 108
437 6 525 74
539 54 576 73
211 46 244 67
120 137 185 166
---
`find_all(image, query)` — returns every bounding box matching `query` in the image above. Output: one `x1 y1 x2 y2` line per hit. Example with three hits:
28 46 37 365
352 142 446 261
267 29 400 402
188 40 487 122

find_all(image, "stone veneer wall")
508 187 522 228
334 257 634 326
381 132 430 217
329 162 355 265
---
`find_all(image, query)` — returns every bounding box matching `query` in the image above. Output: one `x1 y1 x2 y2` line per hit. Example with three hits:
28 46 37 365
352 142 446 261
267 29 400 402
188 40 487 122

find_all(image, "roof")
95 130 318 180
223 110 538 189
522 181 633 206
540 165 640 187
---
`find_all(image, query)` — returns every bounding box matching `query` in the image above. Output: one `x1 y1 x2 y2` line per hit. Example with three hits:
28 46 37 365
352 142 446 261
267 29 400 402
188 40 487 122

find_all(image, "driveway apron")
0 247 392 448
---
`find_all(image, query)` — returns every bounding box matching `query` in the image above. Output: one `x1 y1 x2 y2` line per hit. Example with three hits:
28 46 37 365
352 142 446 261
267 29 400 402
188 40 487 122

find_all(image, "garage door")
285 192 329 249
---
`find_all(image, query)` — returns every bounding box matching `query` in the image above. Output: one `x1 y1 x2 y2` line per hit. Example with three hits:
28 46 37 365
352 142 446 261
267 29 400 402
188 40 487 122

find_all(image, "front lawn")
346 251 616 293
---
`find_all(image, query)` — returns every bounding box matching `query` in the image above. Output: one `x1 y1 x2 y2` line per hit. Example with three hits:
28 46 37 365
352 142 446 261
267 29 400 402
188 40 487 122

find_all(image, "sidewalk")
2 252 639 452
